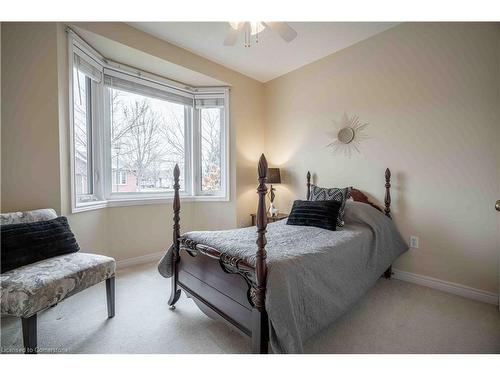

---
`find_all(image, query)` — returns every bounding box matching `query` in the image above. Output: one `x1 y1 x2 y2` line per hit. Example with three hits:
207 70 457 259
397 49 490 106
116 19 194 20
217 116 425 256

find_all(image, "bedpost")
306 171 311 200
384 168 391 218
168 164 182 309
251 154 269 354
383 168 392 279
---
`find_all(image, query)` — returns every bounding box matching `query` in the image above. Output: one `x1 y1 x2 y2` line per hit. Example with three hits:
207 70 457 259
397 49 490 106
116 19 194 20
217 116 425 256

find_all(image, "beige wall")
497 28 500 303
2 23 63 213
264 23 500 293
1 22 266 262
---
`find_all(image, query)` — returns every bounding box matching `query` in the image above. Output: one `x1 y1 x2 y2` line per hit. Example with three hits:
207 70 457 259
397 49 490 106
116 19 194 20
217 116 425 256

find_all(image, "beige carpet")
1 262 499 354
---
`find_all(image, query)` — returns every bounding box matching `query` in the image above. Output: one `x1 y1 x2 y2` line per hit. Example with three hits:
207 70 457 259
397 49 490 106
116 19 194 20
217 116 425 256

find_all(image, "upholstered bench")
0 209 116 354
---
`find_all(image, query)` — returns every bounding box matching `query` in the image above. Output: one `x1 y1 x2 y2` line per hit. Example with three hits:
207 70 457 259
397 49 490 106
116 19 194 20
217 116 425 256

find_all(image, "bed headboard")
306 169 392 218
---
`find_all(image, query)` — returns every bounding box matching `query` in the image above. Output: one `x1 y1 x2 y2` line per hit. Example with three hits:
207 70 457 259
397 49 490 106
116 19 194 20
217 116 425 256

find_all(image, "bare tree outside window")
109 88 185 193
200 107 222 192
73 68 91 197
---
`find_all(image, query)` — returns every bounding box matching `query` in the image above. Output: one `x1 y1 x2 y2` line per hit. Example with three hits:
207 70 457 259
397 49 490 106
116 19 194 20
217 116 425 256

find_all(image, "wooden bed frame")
167 154 392 354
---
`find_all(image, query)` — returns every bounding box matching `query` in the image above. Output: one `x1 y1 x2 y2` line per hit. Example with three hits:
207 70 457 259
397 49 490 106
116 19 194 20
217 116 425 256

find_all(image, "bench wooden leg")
22 315 37 354
106 276 115 318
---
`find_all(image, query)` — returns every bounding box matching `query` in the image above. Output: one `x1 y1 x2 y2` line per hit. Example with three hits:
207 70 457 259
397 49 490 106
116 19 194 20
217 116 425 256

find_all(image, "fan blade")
223 22 242 46
265 22 297 42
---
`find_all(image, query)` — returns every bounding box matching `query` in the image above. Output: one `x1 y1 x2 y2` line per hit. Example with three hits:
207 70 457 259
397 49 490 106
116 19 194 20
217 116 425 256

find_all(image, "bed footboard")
178 247 254 335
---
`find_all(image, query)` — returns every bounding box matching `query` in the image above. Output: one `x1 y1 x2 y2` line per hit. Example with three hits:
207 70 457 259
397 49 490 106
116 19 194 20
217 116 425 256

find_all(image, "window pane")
73 67 92 197
115 171 127 185
200 108 222 192
109 88 186 193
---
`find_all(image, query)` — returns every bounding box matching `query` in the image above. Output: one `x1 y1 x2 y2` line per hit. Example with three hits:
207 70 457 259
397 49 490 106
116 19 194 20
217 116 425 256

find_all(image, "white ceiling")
128 22 398 82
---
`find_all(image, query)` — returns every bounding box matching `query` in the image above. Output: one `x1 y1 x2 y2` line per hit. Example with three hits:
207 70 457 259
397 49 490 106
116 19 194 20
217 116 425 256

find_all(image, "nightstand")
250 213 289 226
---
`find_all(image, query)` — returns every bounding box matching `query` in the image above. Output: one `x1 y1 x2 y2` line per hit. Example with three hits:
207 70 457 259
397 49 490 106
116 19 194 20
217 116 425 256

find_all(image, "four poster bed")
160 154 408 354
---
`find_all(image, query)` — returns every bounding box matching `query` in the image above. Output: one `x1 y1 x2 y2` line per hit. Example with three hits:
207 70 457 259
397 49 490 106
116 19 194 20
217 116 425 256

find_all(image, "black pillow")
1 217 80 273
286 200 341 231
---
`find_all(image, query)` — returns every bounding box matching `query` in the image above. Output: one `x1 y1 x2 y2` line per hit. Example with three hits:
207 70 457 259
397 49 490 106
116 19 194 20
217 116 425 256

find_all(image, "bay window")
68 31 229 212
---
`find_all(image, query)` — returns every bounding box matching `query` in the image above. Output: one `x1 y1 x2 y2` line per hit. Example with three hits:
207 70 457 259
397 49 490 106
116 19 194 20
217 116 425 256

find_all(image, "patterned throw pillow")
309 185 352 227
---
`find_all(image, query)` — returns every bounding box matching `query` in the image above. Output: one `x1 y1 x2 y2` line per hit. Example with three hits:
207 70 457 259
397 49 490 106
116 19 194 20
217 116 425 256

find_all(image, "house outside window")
116 171 127 186
112 169 135 193
68 30 230 212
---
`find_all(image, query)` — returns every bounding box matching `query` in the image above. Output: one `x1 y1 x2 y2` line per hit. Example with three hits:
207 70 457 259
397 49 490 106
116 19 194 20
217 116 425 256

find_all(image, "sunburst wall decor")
326 113 369 157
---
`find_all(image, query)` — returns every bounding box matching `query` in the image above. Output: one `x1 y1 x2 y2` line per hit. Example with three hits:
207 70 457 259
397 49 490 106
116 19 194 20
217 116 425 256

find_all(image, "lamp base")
268 202 279 217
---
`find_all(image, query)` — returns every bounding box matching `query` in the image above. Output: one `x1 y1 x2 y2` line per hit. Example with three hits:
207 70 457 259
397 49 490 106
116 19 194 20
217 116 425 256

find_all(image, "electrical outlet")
409 236 419 249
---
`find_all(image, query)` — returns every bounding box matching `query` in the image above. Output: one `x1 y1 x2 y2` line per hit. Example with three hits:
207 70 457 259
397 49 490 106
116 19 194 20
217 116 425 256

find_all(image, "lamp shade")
267 168 281 184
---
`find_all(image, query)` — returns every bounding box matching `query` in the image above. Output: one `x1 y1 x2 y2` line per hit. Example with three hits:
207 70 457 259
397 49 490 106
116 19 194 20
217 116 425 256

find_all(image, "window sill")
73 200 109 213
72 195 230 213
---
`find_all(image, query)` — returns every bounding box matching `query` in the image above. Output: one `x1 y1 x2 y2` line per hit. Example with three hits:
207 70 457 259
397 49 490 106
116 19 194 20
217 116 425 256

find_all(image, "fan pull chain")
244 22 249 48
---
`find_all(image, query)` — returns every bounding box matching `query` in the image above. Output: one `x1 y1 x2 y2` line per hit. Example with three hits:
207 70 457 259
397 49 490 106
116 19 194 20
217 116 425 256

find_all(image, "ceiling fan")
223 22 297 47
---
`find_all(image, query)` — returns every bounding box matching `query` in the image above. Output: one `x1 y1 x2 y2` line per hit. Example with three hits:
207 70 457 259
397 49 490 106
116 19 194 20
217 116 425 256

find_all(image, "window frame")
68 31 230 213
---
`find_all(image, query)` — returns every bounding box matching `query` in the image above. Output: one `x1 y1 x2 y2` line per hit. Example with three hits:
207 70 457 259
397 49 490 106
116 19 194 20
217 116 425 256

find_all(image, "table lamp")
267 168 281 216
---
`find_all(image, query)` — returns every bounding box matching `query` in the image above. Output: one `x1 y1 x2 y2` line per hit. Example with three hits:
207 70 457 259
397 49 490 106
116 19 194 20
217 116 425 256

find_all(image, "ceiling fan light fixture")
229 22 266 35
224 21 296 47
250 22 266 36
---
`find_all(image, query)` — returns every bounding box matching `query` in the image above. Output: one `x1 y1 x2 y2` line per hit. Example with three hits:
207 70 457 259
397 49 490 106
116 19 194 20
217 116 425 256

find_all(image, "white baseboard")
392 269 499 306
116 251 165 270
